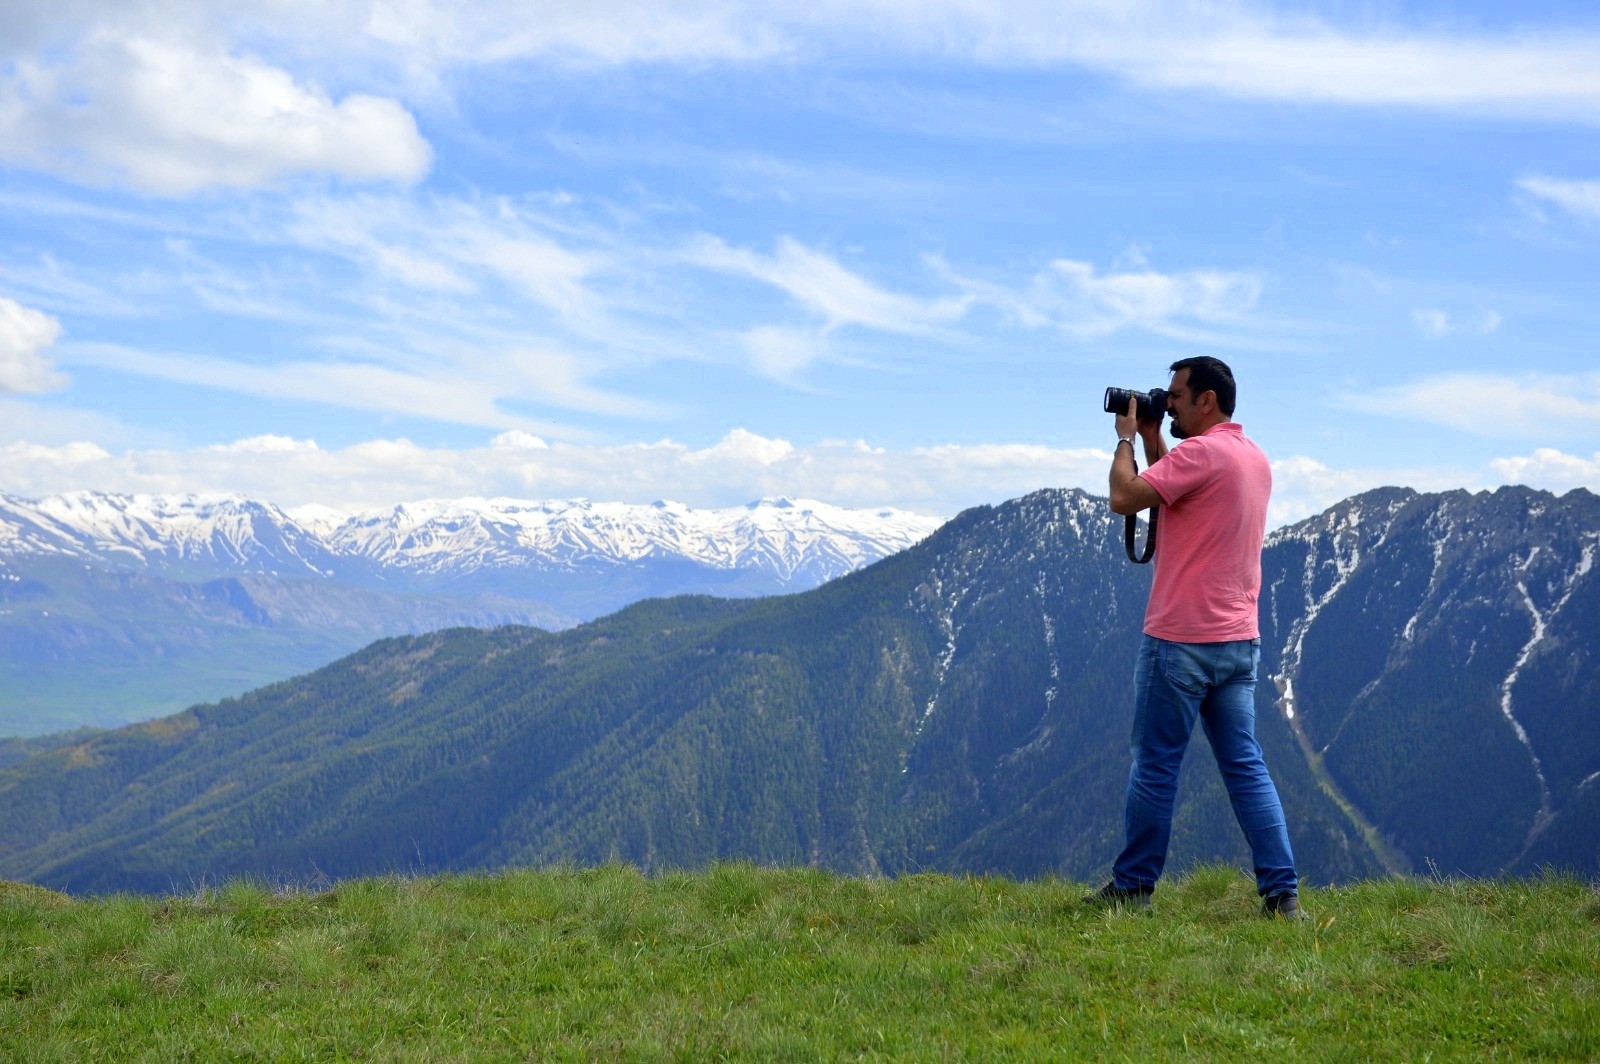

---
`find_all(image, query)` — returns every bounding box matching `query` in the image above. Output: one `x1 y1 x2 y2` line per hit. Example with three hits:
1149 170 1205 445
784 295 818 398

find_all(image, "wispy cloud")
359 0 789 70
740 326 828 386
689 235 1274 350
1347 371 1600 440
1517 175 1600 223
287 2 1600 122
285 194 606 325
62 342 609 437
327 2 1600 121
1411 308 1503 338
686 236 968 335
3 187 688 429
1078 17 1600 119
946 256 1265 341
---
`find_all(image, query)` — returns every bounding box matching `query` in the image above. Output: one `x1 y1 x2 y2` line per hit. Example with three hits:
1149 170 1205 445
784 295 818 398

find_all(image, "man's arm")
1110 445 1164 515
1110 396 1166 515
1139 422 1167 467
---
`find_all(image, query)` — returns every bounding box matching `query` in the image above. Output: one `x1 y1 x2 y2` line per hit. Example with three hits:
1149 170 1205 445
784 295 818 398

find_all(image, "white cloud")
287 196 600 321
361 0 787 70
0 428 1100 517
16 186 674 430
490 430 550 451
1347 371 1600 440
687 236 967 334
740 326 826 385
690 239 1267 352
1081 18 1600 118
1412 309 1450 337
0 426 1529 530
5 0 1600 205
1042 259 1261 335
293 2 1600 122
0 26 430 194
952 257 1263 340
0 439 113 467
696 428 796 467
1411 308 1503 338
1490 448 1600 494
1265 452 1590 528
0 398 129 447
1517 175 1600 223
0 297 67 393
1264 454 1479 529
63 342 602 436
352 2 1600 121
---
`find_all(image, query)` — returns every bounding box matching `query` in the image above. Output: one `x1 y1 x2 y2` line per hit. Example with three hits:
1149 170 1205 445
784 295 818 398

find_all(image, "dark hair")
1169 355 1236 417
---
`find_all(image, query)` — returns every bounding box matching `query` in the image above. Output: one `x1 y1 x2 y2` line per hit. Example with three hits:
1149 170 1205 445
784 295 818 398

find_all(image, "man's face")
1165 369 1202 440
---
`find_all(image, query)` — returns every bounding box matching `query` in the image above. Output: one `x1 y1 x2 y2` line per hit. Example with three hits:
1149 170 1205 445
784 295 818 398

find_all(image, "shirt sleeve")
1139 439 1212 506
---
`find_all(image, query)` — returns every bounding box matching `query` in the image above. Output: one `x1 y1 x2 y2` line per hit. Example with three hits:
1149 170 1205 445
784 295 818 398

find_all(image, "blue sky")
1 1 1598 525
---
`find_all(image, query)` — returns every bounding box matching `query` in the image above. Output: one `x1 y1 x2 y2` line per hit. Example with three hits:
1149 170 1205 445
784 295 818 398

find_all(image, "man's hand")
1114 395 1140 442
1109 394 1165 515
1138 406 1164 443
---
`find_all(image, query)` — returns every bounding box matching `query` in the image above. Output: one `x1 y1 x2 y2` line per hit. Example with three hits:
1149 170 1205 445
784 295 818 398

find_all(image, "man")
1091 355 1303 919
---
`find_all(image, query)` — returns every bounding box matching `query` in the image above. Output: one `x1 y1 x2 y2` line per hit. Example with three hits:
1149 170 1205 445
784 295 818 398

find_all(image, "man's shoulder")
1197 422 1265 456
1163 424 1268 493
1198 420 1247 441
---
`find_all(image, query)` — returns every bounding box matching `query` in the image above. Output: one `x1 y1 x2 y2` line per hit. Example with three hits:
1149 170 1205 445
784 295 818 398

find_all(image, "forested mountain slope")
2 486 1594 893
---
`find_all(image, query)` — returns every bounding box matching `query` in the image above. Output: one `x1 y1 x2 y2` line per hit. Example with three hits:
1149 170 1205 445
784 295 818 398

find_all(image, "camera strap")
1122 448 1157 564
1124 509 1157 564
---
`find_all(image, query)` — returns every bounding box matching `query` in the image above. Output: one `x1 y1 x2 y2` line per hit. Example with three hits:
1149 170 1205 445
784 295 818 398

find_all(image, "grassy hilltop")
3 864 1597 1060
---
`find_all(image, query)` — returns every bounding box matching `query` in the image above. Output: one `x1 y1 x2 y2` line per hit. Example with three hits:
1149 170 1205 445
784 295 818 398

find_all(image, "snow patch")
1501 534 1598 836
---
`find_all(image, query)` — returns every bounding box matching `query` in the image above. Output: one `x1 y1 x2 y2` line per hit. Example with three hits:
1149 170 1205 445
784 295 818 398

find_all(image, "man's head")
1166 356 1236 439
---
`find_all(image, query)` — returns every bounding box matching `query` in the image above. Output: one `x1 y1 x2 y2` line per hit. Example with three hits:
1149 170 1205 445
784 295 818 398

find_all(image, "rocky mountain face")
1258 485 1600 879
0 493 943 735
0 485 1592 894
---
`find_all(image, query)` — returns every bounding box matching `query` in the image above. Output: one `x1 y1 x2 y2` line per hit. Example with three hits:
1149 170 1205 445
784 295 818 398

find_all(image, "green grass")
2 864 1596 1060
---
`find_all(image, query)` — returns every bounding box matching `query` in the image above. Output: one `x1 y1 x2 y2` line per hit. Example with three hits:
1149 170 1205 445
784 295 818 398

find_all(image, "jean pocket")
1158 640 1210 696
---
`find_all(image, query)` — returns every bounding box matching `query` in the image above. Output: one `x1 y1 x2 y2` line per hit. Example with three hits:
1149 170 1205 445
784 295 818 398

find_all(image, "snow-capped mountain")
0 492 942 587
0 492 340 577
306 496 938 586
0 492 944 736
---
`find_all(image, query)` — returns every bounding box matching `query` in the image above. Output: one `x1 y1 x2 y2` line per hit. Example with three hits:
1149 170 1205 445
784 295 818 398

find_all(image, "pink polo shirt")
1137 421 1271 643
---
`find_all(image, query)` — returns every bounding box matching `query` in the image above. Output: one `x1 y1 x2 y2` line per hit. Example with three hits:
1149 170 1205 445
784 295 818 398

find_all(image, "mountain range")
0 492 942 735
2 484 1593 893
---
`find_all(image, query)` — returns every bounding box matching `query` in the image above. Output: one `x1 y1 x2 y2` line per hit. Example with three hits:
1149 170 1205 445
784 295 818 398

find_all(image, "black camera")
1103 386 1168 422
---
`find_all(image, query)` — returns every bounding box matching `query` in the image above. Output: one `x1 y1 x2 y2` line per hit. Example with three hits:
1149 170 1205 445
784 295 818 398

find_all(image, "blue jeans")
1113 635 1297 898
